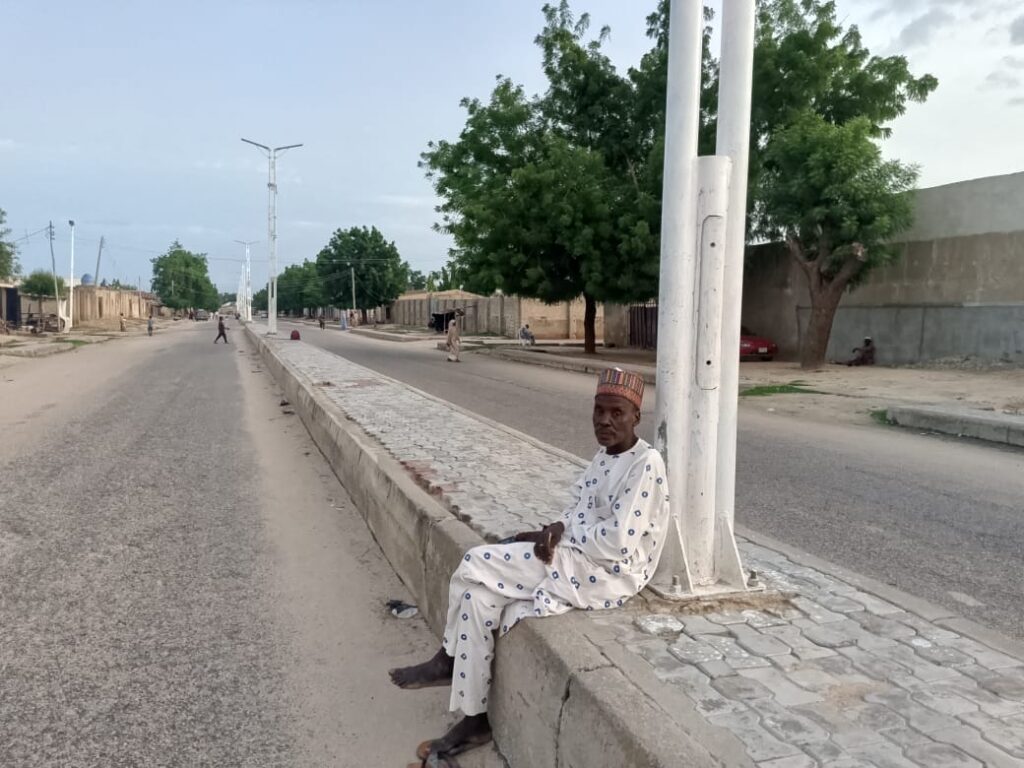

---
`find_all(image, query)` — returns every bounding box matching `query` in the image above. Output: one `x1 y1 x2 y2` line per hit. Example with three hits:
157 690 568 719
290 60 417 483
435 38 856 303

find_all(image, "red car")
740 326 778 361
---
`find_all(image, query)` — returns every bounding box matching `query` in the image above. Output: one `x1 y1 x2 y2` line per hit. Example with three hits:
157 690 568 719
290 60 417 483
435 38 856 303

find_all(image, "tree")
315 226 408 318
423 2 659 353
150 241 220 310
758 112 917 368
0 208 20 280
20 269 66 298
276 261 325 315
407 269 428 291
253 287 268 312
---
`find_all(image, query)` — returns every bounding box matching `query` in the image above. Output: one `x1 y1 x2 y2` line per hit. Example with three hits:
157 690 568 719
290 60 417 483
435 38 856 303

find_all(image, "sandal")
413 727 491 761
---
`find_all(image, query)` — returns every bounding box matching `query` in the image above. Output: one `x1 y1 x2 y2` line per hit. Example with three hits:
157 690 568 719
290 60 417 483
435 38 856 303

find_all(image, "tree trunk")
583 292 597 355
800 286 843 370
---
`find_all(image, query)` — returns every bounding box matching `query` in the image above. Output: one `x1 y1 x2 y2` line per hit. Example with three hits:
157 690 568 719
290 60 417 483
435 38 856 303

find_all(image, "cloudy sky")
2 0 1022 290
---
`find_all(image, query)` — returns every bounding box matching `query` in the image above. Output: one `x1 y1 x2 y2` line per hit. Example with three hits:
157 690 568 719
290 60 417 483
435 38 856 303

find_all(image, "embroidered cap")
596 367 645 409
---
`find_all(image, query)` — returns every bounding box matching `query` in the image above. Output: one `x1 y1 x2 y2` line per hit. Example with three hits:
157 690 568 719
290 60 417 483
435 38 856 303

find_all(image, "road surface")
0 323 499 767
281 320 1024 641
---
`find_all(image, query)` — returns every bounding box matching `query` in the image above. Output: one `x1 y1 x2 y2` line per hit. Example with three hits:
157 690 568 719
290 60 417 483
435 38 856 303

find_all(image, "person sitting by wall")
847 337 876 366
518 324 536 346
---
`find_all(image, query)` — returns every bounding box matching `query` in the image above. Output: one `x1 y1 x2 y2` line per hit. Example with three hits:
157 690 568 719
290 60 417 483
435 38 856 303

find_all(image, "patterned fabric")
596 367 645 409
441 439 670 716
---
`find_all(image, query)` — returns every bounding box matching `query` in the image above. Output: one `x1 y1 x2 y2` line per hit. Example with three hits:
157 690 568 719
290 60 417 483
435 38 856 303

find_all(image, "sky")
2 0 1023 291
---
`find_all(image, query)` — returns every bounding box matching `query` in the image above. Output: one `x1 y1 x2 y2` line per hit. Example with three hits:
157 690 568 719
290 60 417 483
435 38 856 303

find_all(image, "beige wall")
20 286 158 326
386 293 606 340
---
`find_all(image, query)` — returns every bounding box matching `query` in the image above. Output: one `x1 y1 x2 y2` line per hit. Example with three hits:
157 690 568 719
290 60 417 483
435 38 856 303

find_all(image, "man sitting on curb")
389 368 670 766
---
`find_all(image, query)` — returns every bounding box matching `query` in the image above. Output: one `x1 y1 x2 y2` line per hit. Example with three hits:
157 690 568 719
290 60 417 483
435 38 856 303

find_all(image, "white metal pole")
68 220 75 331
651 0 705 594
715 0 756 535
684 156 732 584
267 151 278 335
350 265 356 315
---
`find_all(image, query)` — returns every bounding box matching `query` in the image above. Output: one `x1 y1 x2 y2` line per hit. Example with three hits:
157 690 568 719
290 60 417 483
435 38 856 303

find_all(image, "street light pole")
234 239 258 322
650 0 753 599
68 219 75 331
241 138 303 335
350 265 356 315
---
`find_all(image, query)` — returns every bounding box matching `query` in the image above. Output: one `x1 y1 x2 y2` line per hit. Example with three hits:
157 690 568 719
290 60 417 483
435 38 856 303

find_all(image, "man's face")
593 394 640 451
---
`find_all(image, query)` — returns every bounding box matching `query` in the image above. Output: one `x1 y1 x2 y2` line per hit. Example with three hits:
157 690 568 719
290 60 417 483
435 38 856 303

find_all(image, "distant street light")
241 138 303 335
68 219 75 331
234 239 258 322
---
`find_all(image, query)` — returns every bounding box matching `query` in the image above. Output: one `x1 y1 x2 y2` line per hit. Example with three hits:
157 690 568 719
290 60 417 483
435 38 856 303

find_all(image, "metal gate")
628 302 658 349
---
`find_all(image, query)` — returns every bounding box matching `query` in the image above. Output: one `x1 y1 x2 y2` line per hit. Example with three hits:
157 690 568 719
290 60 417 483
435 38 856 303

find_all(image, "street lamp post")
650 0 755 599
234 239 258 322
68 219 75 331
241 138 303 335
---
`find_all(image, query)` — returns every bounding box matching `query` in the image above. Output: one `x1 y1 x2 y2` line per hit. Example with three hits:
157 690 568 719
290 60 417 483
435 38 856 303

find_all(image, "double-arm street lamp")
241 138 302 335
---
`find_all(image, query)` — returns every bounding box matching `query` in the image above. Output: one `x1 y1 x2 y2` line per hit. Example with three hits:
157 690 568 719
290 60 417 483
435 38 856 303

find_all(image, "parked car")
740 326 778 361
195 309 209 321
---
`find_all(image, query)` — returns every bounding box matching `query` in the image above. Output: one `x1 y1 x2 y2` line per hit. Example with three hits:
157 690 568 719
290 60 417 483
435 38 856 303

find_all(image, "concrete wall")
739 173 1024 364
20 286 158 326
388 293 606 340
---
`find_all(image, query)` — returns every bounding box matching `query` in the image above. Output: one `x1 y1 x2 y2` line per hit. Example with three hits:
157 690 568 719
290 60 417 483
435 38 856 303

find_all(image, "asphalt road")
0 323 500 767
281 321 1024 640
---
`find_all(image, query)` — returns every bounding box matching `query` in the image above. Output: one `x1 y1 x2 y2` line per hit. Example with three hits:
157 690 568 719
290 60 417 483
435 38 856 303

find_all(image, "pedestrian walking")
446 310 464 363
119 314 127 333
214 315 229 344
147 316 154 336
319 316 326 330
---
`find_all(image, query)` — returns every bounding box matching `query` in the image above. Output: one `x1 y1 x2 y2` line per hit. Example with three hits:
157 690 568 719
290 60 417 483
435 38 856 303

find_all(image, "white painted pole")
242 139 302 334
267 151 278 335
715 0 756 535
685 156 732 584
68 220 75 331
651 0 705 594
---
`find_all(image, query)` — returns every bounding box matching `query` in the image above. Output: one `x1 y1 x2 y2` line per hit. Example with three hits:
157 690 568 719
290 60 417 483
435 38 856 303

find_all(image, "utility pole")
241 138 303 335
68 220 75 331
234 239 258 322
350 265 356 314
47 222 62 329
650 0 754 599
94 236 105 286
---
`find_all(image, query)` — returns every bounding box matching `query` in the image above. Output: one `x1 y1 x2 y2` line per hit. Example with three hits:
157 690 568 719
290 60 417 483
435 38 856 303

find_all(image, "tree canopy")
0 208 19 281
277 261 326 314
20 269 66 298
424 0 935 359
150 241 219 310
315 226 409 312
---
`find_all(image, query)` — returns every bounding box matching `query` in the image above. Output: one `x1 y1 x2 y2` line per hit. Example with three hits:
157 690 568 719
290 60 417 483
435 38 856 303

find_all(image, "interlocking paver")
268 339 1024 768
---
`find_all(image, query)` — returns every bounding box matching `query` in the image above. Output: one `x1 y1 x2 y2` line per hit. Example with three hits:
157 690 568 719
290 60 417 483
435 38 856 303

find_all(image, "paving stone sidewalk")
271 337 1024 768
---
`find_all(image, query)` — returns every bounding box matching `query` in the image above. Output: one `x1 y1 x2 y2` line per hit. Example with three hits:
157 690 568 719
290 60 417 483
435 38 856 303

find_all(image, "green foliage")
277 261 326 313
150 241 220 310
407 269 428 291
0 208 20 280
108 279 137 291
426 267 457 292
315 226 409 309
253 287 268 312
20 269 66 298
758 111 918 283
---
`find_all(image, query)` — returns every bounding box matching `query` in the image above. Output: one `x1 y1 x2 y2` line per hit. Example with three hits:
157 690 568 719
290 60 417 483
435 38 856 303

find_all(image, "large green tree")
150 241 219 310
20 269 66 298
315 226 408 317
424 2 659 353
758 113 917 368
0 208 20 280
277 261 326 314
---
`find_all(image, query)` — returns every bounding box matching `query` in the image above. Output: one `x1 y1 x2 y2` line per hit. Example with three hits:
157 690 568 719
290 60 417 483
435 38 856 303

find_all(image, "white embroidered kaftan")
441 438 670 715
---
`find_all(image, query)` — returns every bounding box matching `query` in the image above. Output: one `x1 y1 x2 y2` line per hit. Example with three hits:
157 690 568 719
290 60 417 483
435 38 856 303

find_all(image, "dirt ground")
521 346 1024 428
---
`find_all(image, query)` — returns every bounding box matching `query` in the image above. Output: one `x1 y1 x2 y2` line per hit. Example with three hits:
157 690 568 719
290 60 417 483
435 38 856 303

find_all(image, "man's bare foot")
389 647 454 689
417 713 492 759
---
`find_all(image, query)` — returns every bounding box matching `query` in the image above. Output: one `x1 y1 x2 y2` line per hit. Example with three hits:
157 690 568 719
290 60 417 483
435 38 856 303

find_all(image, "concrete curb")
888 404 1024 448
489 347 658 385
0 342 76 357
349 327 436 343
244 326 734 768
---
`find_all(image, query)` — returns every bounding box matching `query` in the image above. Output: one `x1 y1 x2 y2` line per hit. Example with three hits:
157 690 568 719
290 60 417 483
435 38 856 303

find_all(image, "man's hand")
515 522 565 564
